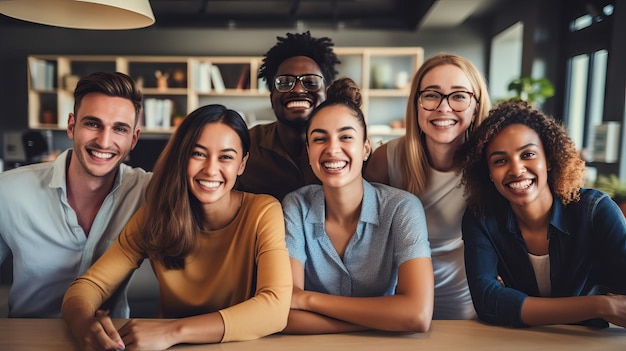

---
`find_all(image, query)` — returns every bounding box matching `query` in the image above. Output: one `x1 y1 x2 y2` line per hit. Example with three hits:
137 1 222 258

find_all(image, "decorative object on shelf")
394 71 409 89
155 70 169 90
506 76 554 107
372 63 393 89
595 174 626 216
0 0 154 30
40 109 57 125
173 115 185 128
390 120 404 129
172 68 186 88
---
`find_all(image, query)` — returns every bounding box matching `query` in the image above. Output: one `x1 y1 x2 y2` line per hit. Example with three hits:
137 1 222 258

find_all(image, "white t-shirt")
528 253 551 297
387 137 476 319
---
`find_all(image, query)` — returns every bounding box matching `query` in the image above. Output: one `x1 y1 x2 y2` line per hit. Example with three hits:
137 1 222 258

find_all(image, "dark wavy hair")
142 104 250 269
455 100 586 214
258 31 340 91
73 72 143 125
306 77 366 142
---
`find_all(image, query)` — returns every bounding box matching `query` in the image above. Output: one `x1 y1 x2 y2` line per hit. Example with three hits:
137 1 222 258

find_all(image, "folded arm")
285 257 433 333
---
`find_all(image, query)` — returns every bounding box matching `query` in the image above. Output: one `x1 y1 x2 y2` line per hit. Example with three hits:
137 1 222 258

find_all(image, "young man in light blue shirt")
0 72 151 318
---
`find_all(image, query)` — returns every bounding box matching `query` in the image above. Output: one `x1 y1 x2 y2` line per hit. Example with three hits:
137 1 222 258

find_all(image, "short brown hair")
73 72 143 125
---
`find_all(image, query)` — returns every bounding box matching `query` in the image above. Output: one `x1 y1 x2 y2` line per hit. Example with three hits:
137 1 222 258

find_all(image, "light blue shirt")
283 180 430 297
0 150 151 318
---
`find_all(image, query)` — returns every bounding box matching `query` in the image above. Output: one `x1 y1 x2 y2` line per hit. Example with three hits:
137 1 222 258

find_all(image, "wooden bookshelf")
27 47 423 139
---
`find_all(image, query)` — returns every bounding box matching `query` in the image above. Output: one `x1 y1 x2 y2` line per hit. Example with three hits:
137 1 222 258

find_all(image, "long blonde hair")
400 53 491 196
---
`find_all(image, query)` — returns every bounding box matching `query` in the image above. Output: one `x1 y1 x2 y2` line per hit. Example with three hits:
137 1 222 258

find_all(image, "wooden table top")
0 318 624 350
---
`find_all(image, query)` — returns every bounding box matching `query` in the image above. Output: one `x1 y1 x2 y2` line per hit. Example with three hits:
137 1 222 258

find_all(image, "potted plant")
507 76 555 107
595 174 626 216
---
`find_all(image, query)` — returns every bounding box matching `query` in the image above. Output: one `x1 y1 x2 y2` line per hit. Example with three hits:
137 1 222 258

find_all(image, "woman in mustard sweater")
62 104 292 350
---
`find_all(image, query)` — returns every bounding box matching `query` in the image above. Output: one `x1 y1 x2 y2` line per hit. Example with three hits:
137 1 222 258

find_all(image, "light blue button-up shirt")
283 179 430 297
0 150 151 318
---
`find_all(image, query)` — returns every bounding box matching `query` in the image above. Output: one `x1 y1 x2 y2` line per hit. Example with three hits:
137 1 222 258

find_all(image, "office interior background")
0 0 624 177
1 0 624 180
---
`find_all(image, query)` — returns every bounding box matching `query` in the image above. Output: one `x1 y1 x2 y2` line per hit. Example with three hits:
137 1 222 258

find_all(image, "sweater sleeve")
62 207 147 314
218 198 292 342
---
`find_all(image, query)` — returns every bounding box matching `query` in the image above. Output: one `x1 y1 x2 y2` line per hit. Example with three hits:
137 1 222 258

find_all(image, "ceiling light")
0 0 155 30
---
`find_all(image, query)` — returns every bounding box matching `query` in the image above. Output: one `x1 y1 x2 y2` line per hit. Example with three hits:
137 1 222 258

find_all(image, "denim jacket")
462 188 626 327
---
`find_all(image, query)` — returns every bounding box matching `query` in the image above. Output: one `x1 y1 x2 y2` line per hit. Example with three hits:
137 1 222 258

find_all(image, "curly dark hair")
455 100 586 214
258 31 340 91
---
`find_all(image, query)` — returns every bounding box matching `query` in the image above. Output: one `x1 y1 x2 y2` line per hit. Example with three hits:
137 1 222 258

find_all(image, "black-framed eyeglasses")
274 74 324 93
417 90 477 112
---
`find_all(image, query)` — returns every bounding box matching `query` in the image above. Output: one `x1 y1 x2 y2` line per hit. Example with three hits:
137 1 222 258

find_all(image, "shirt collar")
360 180 380 225
258 122 279 151
258 122 309 160
504 198 570 237
305 179 379 239
49 149 70 190
549 198 570 236
49 149 123 193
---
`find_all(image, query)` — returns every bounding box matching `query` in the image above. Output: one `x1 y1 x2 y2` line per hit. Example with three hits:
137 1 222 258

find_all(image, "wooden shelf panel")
27 48 423 133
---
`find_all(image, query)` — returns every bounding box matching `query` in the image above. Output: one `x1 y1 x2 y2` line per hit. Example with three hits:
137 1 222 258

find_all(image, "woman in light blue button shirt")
282 77 434 334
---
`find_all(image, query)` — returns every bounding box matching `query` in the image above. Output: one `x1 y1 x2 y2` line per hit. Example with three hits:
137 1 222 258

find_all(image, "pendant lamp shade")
0 0 155 30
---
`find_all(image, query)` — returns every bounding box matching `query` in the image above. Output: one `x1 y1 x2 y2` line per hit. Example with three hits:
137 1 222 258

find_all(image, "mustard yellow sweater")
62 192 292 342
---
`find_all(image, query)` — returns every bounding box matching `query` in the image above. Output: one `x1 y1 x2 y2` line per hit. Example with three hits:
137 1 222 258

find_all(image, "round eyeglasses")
274 74 324 93
417 90 477 112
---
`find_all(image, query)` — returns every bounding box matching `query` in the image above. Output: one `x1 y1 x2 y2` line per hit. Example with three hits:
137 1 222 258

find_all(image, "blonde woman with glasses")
365 53 491 320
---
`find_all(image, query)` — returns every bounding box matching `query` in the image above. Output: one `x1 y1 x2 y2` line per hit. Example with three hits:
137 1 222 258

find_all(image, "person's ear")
130 127 141 150
238 152 249 176
363 139 372 161
67 113 76 139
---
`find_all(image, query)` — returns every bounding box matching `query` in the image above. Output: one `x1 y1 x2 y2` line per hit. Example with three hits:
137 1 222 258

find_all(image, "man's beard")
277 115 308 132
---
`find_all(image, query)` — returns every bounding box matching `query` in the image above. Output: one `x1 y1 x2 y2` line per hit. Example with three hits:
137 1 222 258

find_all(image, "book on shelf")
29 58 55 90
210 65 225 94
193 61 212 93
144 98 173 130
236 65 250 90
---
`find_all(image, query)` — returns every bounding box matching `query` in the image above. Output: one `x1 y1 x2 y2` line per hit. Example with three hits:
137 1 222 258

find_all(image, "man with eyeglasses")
237 31 340 201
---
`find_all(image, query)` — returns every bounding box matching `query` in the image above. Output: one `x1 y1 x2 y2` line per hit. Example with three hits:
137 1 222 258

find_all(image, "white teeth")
323 161 347 170
90 151 114 159
198 180 220 188
431 120 457 127
508 179 533 190
286 100 311 109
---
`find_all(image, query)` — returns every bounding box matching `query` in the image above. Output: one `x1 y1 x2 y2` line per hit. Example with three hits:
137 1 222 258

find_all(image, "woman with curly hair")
456 100 626 329
282 77 433 334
